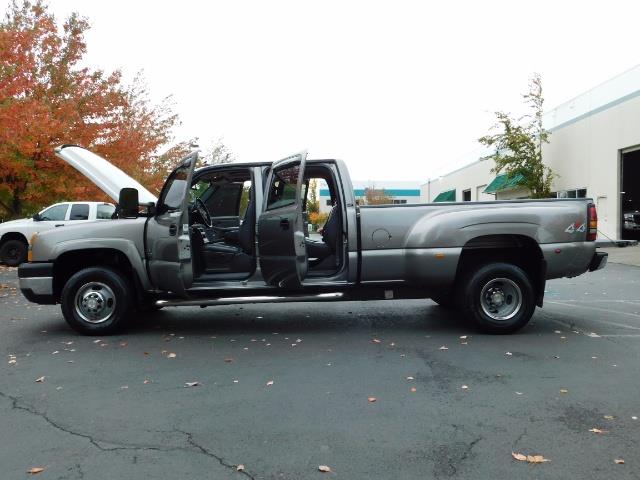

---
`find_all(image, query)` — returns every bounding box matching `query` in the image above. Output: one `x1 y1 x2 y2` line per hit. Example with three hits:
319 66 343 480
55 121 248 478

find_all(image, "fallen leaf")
505 352 513 356
167 353 177 358
406 376 414 380
439 345 448 351
560 389 568 394
410 387 417 393
266 380 274 386
184 381 200 388
461 385 469 390
35 376 45 383
527 455 550 463
368 396 377 403
120 341 128 347
632 416 638 420
372 339 381 343
512 452 527 461
27 467 45 474
604 415 615 420
143 379 151 384
459 335 468 340
318 465 332 473
224 358 234 363
8 359 16 365
237 464 245 471
589 428 607 434
515 392 523 395
614 458 625 464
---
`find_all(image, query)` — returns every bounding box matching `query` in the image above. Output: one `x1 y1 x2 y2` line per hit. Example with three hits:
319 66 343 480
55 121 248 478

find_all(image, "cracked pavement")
1 263 640 479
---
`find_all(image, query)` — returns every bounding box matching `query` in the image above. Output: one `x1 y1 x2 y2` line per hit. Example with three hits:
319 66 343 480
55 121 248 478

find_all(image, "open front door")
258 152 308 288
146 152 199 295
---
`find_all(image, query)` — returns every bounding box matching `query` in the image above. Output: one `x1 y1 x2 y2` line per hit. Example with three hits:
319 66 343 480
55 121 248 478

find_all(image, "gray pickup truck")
18 146 607 335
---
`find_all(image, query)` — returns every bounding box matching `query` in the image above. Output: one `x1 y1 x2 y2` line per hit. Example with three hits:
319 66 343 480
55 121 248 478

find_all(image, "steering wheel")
194 198 212 227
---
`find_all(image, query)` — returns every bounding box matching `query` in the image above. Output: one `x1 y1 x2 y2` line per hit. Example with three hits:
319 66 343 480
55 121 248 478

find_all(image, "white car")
0 202 115 266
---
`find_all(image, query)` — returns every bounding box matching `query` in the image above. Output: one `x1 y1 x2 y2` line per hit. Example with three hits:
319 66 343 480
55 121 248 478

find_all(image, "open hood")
54 145 158 204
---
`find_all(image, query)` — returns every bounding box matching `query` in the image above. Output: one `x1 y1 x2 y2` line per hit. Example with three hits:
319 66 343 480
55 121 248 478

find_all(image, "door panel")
258 152 308 288
146 152 198 295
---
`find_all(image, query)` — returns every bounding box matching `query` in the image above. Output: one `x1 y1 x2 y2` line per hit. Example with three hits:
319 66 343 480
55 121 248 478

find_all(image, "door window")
159 164 190 212
266 163 300 210
40 204 69 221
69 203 90 220
96 204 116 219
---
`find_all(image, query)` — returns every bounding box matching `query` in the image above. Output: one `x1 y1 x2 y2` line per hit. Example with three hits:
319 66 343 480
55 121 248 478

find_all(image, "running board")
155 292 345 308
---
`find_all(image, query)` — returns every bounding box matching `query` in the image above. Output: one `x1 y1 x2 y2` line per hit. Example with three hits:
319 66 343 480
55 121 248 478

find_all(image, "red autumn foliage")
0 0 188 218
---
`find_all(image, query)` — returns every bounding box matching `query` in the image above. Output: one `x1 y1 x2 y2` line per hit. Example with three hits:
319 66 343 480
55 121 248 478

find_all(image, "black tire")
431 293 456 309
0 239 27 266
60 267 133 335
458 262 536 334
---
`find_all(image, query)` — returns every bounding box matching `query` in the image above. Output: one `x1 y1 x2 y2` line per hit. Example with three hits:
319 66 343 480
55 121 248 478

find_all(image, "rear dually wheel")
458 262 536 334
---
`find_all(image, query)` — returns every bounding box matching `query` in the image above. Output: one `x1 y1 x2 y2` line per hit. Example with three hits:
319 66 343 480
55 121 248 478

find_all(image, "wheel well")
0 232 28 247
456 235 546 307
53 249 138 302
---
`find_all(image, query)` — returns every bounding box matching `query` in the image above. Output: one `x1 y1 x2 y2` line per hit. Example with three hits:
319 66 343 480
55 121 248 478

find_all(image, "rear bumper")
18 262 56 304
589 252 608 272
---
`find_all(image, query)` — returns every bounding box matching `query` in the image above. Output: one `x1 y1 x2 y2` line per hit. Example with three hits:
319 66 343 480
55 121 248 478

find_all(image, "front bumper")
589 251 608 272
18 262 56 304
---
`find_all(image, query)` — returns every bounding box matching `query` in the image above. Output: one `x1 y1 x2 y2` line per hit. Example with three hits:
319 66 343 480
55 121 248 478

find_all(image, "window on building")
392 199 407 204
69 203 90 220
462 189 471 201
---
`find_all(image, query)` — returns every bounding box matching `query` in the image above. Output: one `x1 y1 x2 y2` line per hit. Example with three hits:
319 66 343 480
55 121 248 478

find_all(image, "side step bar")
155 292 345 308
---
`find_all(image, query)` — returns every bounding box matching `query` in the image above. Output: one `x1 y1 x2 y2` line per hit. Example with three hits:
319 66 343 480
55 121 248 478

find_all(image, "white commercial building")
319 181 421 214
421 65 640 241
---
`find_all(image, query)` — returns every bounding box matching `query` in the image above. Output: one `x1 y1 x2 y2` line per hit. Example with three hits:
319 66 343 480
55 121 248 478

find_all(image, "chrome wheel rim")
480 278 522 321
74 282 116 324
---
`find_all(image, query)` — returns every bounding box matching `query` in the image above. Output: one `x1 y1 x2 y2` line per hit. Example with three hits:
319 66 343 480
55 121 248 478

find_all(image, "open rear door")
258 152 308 288
146 152 199 295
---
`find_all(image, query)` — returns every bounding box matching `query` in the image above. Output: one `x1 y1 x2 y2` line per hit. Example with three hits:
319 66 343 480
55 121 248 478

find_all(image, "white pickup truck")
0 202 115 266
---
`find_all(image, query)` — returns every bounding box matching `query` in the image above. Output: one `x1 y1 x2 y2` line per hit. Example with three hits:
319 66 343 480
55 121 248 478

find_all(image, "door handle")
280 218 290 230
169 224 178 236
55 224 64 227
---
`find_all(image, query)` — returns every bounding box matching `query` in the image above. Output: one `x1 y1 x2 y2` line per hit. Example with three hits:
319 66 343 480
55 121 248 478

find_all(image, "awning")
483 173 526 194
433 189 456 202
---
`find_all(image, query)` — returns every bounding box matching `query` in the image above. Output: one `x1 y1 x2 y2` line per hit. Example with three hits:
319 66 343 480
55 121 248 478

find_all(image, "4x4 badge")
565 222 586 233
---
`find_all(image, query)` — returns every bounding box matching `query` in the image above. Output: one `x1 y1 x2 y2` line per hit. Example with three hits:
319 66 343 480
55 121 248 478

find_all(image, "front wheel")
458 262 536 334
60 267 133 335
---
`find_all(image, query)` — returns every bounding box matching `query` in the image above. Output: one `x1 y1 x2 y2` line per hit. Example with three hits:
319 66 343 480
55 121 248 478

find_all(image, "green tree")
307 179 319 214
479 73 555 199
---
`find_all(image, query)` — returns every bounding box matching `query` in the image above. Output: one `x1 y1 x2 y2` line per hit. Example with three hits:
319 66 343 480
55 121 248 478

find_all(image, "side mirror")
118 188 139 218
32 213 41 221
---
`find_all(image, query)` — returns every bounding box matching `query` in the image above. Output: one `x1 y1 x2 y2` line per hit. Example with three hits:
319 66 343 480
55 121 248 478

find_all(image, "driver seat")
194 197 256 274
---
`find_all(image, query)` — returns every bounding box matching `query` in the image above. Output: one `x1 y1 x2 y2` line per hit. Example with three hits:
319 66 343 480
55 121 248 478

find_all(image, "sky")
29 1 640 181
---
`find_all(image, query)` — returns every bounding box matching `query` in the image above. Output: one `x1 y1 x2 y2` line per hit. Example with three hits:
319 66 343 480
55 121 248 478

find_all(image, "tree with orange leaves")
0 1 186 218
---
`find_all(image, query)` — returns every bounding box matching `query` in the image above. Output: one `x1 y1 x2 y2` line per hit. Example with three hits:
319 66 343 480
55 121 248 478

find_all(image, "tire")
458 262 536 334
60 267 133 335
431 293 456 309
0 239 27 266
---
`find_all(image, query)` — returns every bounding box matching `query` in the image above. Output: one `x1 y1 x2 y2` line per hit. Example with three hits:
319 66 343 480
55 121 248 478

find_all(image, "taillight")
587 203 597 241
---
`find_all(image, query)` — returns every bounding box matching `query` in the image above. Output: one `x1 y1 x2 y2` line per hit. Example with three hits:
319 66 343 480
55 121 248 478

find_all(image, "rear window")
69 204 90 220
96 204 115 219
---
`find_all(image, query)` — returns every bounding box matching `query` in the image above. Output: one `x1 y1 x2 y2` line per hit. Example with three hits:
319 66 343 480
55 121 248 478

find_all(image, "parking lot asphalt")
1 263 640 480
